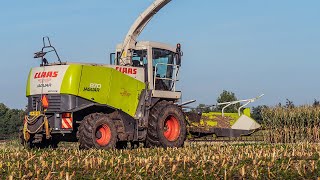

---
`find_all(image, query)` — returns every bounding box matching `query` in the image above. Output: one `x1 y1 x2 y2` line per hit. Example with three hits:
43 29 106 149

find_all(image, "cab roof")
116 41 176 53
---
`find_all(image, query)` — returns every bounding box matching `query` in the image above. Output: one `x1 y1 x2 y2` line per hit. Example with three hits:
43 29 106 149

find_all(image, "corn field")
1 140 320 179
2 106 320 179
261 106 320 143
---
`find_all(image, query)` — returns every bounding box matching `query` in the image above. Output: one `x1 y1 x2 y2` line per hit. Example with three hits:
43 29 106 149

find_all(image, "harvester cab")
111 42 182 94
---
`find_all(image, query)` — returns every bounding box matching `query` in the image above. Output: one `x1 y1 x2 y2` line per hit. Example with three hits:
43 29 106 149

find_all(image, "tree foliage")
214 90 240 113
192 90 240 113
285 99 295 109
313 99 320 107
194 104 212 113
251 105 268 124
0 103 25 139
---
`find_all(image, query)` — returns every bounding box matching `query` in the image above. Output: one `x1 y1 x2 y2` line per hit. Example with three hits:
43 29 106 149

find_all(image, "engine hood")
26 65 76 96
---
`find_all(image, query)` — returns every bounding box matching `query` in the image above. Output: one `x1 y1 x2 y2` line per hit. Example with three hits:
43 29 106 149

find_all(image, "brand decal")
30 66 69 95
115 67 137 75
120 88 131 97
83 83 102 92
34 71 58 79
37 83 52 88
34 71 59 89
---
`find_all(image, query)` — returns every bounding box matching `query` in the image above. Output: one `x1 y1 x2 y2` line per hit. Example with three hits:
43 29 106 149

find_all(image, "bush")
0 103 25 139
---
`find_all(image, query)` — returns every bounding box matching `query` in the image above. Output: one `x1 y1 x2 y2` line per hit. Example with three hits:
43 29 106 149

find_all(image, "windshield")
113 50 147 66
153 48 174 78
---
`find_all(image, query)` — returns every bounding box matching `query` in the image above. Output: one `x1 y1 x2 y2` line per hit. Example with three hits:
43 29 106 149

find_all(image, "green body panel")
243 108 251 117
189 108 254 129
77 65 145 117
26 69 32 96
60 65 83 95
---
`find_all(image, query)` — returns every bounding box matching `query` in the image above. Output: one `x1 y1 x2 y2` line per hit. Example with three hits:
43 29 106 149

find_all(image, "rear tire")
78 113 118 150
146 101 187 148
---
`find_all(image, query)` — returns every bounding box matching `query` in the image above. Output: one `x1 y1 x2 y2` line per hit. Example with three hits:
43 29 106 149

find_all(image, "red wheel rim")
163 115 180 141
96 124 111 146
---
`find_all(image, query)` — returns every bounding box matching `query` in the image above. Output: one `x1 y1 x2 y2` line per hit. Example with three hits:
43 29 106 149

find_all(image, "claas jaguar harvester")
22 0 262 149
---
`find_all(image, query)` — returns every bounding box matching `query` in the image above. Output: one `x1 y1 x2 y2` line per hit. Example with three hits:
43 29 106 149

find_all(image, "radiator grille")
47 95 61 112
31 95 61 112
31 96 40 111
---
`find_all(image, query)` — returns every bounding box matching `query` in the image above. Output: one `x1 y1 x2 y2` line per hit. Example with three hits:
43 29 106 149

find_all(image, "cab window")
152 48 175 90
132 50 147 67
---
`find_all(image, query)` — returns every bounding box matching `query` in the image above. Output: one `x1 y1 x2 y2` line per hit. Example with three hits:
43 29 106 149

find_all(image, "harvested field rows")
1 141 320 179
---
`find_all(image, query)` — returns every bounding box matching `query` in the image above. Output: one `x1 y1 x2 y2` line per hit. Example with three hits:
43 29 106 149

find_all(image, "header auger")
22 0 262 149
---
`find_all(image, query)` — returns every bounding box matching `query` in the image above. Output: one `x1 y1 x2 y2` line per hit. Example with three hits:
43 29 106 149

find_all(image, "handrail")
217 94 264 116
41 36 62 64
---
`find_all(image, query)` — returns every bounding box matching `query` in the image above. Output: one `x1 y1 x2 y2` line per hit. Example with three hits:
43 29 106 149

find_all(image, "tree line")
0 103 24 139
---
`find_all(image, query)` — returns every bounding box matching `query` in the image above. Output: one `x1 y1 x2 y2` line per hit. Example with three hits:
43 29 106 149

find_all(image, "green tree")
0 103 8 117
285 99 295 109
0 103 24 139
0 103 9 136
214 90 240 113
251 105 268 124
194 104 212 113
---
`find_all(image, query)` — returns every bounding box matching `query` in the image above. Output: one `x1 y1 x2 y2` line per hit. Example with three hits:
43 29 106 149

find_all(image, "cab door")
152 48 175 91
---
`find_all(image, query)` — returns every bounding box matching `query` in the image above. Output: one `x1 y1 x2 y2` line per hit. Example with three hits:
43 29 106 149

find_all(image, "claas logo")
115 67 137 75
34 71 58 79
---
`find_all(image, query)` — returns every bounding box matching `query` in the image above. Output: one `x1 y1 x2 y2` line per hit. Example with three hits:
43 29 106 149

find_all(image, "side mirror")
176 43 183 66
110 53 115 65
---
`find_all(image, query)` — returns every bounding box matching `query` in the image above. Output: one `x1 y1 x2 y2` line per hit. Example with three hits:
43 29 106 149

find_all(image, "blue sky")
0 0 319 109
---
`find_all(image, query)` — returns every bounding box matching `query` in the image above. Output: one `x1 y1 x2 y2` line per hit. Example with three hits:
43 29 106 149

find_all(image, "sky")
0 0 319 109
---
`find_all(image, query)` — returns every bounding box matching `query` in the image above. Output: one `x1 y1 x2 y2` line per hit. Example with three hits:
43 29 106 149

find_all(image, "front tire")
78 113 118 150
146 101 187 148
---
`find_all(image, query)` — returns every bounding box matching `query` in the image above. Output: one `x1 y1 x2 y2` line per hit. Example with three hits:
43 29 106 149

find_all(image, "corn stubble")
1 141 320 179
